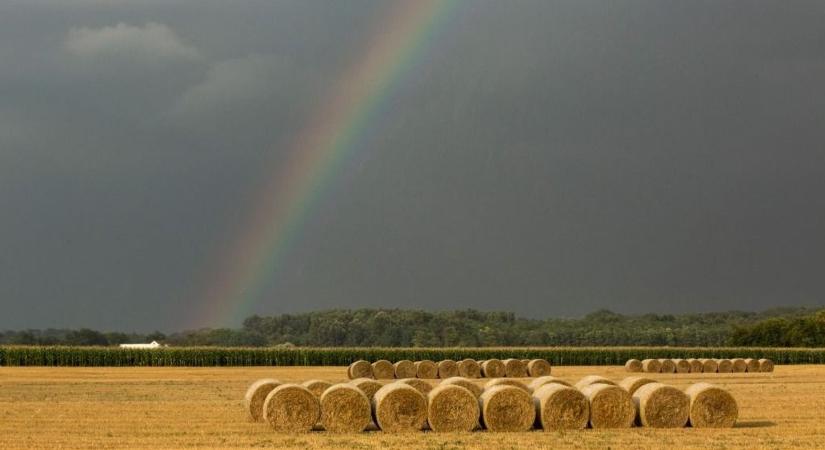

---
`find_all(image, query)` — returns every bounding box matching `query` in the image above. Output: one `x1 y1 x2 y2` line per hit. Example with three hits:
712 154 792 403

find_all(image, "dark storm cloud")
1 0 824 331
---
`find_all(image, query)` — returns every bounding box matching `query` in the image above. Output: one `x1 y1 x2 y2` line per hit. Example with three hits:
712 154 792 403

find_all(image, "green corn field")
0 346 823 367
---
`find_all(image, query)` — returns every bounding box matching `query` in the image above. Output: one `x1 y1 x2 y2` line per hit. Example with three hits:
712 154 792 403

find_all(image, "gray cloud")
65 22 200 62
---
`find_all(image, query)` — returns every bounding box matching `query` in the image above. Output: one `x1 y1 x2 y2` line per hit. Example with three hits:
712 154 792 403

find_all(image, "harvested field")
1 365 825 448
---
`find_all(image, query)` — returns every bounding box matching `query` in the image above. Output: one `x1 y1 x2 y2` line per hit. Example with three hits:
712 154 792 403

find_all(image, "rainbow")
192 0 457 327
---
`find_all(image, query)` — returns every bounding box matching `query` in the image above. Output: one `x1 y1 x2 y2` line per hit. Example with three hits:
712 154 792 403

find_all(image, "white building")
119 340 162 349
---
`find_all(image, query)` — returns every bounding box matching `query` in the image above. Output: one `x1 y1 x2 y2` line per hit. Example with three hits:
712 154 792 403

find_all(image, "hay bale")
758 358 775 372
624 359 643 372
427 384 480 432
485 378 529 392
301 379 333 398
262 384 320 432
618 376 656 396
743 358 760 373
349 378 384 401
372 382 428 432
632 382 690 428
574 375 617 390
527 359 552 377
579 383 636 429
348 360 373 379
393 360 417 379
414 360 438 379
716 359 733 373
397 378 433 395
687 359 704 373
503 358 528 378
700 359 718 373
440 376 483 398
685 382 738 428
731 358 747 373
244 378 281 422
457 359 481 378
533 383 589 431
319 384 372 433
659 359 676 374
437 359 459 379
521 358 530 366
479 385 535 431
672 359 691 374
528 376 572 393
372 360 395 379
641 359 662 373
481 359 506 378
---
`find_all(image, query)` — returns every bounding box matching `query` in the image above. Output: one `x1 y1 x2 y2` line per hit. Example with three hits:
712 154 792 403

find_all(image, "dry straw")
685 382 738 428
632 382 690 428
527 359 552 377
528 376 572 393
349 378 384 401
700 359 718 373
441 376 483 398
503 358 528 378
481 359 506 378
758 358 774 372
437 359 460 379
743 358 760 373
731 358 747 373
393 360 417 379
533 383 589 431
575 375 617 390
618 376 656 396
659 359 677 374
457 359 481 378
579 384 636 429
372 360 395 379
301 379 333 398
319 384 372 433
479 385 535 431
348 360 373 379
672 359 691 373
414 360 438 379
624 359 643 372
642 359 662 373
262 384 320 432
716 359 733 373
244 378 281 422
397 378 433 395
427 384 480 432
687 359 704 373
372 382 428 432
485 378 529 392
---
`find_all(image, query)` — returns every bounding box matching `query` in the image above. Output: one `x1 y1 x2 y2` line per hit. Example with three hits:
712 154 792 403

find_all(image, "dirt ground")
1 364 823 449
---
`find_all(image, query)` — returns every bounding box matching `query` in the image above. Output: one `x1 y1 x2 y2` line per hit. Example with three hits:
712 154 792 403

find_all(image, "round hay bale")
672 359 691 374
485 378 529 392
658 359 676 373
758 358 774 372
700 359 718 373
731 358 747 373
348 360 373 379
528 376 572 393
521 358 530 366
427 384 479 432
716 359 733 373
618 376 656 396
574 375 617 390
579 383 636 429
437 359 459 379
244 378 281 422
372 360 395 379
262 384 320 432
301 379 333 398
457 359 481 378
372 382 427 432
414 360 438 379
624 359 643 372
440 376 483 398
632 382 690 428
319 383 371 433
393 360 417 379
397 378 433 395
349 378 384 401
481 359 505 378
527 359 552 377
642 359 662 373
685 382 738 428
479 385 535 431
503 358 528 378
743 358 760 373
687 359 704 373
533 383 589 431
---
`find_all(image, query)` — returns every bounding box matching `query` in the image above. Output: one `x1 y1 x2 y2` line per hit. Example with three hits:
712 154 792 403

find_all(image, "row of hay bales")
244 374 737 433
347 357 552 379
625 357 774 373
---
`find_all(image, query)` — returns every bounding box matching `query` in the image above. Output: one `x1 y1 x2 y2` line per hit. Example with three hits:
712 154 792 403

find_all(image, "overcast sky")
1 0 824 331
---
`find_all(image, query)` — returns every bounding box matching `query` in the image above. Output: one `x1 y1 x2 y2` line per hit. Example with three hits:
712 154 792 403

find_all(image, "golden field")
1 364 824 449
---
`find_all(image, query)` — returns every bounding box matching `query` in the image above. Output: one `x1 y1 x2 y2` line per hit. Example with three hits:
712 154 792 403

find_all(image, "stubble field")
1 364 824 449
